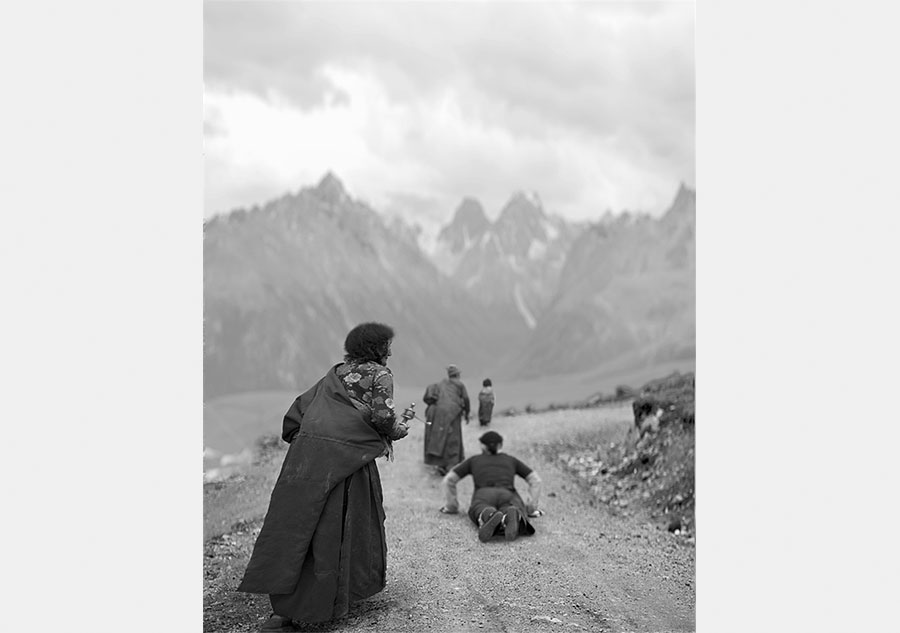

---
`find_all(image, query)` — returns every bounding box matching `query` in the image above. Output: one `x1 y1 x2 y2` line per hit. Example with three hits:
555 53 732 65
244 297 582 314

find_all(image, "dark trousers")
268 464 386 622
478 402 493 426
467 487 520 539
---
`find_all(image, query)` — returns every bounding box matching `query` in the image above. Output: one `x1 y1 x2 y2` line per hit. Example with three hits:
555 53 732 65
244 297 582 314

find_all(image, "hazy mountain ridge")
430 191 586 329
506 185 696 378
204 173 694 399
204 173 526 399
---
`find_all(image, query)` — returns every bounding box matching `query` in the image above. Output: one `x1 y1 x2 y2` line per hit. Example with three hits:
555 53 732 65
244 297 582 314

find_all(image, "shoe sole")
258 615 297 631
504 508 520 541
478 511 504 542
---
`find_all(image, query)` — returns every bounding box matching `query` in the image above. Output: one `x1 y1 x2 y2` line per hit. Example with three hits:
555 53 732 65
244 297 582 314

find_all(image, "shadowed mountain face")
204 174 695 398
431 191 585 330
436 197 490 252
505 185 696 378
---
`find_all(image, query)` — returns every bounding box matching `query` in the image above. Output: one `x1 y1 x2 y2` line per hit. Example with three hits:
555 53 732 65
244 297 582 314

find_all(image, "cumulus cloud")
203 1 695 223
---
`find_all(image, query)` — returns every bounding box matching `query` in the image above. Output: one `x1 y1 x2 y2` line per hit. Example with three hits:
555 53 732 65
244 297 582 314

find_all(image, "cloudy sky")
204 1 694 231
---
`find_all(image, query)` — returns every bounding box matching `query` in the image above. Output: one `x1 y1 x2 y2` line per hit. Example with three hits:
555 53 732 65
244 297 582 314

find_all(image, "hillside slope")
507 185 695 379
204 173 527 398
204 174 695 405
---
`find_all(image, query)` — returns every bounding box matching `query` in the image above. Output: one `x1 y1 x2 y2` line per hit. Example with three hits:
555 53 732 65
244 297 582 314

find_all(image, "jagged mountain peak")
437 197 490 252
205 173 695 403
314 171 350 204
665 183 695 217
452 197 489 226
492 190 554 254
514 190 543 207
498 190 544 224
659 183 696 236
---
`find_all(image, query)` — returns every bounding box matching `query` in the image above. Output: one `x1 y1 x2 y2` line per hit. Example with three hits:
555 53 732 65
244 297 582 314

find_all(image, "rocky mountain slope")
504 184 696 379
204 173 695 401
203 173 526 398
430 191 585 330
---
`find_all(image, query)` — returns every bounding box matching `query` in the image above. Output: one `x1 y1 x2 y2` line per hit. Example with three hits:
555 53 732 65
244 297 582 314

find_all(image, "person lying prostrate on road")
439 431 543 542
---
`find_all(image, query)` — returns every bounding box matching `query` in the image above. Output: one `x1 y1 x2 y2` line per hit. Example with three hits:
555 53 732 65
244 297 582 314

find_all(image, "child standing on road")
478 378 495 427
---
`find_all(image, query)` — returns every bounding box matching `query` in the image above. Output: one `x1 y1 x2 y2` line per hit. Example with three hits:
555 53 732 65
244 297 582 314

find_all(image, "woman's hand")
392 404 415 439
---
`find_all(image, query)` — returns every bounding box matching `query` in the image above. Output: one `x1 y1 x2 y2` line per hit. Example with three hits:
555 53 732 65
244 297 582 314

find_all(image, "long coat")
423 377 469 468
237 366 389 622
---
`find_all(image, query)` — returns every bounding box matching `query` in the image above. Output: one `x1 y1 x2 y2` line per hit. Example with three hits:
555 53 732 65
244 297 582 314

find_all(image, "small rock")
531 615 564 624
667 518 682 532
673 494 684 504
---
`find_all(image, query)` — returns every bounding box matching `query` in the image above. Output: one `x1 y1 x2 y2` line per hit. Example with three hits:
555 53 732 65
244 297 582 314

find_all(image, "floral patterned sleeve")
370 367 402 439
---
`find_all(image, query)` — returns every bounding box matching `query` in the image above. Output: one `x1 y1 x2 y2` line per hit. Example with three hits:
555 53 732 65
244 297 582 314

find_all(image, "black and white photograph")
5 1 900 633
203 2 695 631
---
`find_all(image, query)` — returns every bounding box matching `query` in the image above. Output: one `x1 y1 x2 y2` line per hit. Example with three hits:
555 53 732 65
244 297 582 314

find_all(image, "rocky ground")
538 373 695 538
204 375 695 632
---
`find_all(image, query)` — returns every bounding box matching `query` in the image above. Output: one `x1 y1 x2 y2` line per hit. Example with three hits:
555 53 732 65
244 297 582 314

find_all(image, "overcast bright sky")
204 1 694 230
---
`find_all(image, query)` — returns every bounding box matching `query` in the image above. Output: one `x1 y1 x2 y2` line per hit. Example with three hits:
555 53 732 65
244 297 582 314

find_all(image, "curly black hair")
344 322 394 363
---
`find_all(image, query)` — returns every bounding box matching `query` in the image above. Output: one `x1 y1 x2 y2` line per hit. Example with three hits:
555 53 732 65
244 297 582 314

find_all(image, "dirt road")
204 405 695 632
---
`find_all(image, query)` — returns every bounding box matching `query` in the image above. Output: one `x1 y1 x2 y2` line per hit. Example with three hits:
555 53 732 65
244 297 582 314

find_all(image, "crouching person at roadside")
439 431 543 542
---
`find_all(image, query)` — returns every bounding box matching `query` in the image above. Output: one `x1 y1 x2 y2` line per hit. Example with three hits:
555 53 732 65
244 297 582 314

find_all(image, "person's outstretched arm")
461 384 470 422
525 471 543 515
440 471 462 513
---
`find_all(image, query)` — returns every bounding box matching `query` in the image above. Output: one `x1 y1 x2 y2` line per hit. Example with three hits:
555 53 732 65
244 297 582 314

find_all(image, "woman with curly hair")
238 322 413 631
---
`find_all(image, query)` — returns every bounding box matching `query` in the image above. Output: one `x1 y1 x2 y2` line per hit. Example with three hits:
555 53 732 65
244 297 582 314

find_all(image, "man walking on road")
423 364 470 475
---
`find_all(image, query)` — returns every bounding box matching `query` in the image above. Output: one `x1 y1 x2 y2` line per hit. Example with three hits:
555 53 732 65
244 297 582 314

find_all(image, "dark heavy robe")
237 366 390 623
422 383 440 425
423 377 469 469
422 382 439 454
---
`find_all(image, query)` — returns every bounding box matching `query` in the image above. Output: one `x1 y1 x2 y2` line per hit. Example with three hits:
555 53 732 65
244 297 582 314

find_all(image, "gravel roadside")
204 405 695 632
